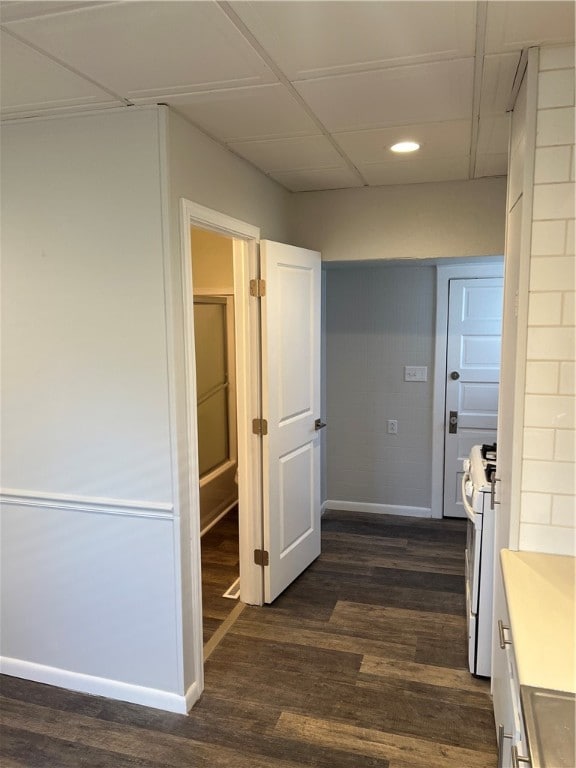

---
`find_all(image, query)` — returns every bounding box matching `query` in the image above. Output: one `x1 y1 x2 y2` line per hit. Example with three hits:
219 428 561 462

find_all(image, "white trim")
321 500 329 516
508 48 539 550
185 680 202 712
157 107 188 705
431 259 504 520
0 489 173 519
179 200 263 715
0 657 192 715
183 200 260 241
232 237 264 607
325 500 432 519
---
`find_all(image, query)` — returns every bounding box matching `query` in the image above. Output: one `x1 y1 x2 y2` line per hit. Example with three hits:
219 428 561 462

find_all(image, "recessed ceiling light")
390 141 420 153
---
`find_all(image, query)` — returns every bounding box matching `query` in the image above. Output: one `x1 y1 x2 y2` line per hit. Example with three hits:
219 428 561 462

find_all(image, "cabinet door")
493 603 515 767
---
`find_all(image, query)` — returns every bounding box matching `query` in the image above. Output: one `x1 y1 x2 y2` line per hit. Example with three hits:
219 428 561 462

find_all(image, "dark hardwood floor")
0 510 497 767
201 506 240 645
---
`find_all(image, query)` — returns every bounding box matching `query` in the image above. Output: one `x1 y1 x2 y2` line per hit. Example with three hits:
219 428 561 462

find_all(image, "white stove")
462 444 497 678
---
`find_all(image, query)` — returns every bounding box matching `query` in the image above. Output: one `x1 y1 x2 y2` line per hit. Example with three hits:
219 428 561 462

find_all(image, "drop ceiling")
1 1 574 192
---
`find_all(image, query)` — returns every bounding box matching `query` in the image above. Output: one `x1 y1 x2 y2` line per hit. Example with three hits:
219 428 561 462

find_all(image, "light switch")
404 366 428 382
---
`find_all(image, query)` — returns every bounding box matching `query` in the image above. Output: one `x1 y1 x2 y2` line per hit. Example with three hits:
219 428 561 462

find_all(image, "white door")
443 277 503 517
260 240 322 602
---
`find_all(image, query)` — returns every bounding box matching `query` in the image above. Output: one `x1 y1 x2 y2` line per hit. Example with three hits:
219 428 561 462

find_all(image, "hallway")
0 511 497 767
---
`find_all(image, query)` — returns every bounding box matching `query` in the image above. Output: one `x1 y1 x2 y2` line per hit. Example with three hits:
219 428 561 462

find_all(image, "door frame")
180 202 265 637
431 260 504 519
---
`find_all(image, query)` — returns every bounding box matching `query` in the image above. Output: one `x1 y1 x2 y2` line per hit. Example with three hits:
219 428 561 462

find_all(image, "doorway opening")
180 200 265 699
190 227 241 645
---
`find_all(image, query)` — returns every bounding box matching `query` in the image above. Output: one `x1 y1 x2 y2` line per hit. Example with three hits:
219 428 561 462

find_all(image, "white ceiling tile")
154 85 319 142
231 1 476 80
359 156 470 186
480 53 521 115
477 115 510 156
4 2 277 99
0 30 119 114
268 167 364 193
485 2 575 54
334 120 471 165
295 58 474 132
227 135 344 172
475 154 508 178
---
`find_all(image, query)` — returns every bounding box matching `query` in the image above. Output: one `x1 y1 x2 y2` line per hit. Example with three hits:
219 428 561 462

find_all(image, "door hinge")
254 549 269 567
250 279 266 298
252 418 268 436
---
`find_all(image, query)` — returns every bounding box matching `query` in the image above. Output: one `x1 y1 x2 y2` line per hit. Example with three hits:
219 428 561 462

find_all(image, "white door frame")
180 202 265 631
431 260 504 519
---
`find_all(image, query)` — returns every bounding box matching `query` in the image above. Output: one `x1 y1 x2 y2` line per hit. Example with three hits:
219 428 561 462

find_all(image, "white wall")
0 104 292 711
288 177 507 262
0 108 184 707
325 264 435 513
519 45 575 555
167 108 289 244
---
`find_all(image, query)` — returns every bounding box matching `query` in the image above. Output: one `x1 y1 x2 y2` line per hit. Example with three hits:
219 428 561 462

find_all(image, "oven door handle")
461 471 477 523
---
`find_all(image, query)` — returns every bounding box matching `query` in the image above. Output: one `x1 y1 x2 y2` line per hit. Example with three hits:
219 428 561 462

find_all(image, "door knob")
315 419 327 431
449 411 458 433
450 371 460 380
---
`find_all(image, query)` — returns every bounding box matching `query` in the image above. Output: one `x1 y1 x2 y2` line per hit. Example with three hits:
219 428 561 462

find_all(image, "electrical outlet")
404 365 428 382
387 419 398 434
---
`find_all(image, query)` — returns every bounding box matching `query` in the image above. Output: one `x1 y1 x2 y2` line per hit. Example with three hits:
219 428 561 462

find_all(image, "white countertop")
501 549 576 693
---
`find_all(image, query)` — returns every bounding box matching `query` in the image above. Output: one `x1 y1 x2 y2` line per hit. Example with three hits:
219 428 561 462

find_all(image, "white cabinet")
493 603 530 768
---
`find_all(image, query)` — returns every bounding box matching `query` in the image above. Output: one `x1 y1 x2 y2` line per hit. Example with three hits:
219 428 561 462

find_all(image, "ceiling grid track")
0 24 133 106
216 0 368 187
468 0 488 180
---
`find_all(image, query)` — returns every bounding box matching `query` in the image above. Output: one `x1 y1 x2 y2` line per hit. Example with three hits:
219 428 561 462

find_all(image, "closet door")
260 240 322 603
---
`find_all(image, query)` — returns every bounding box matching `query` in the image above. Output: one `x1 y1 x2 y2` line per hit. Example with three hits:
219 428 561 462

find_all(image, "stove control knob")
450 371 460 380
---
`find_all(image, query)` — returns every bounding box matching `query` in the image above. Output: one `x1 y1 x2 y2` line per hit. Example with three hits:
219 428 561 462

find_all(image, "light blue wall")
325 263 435 511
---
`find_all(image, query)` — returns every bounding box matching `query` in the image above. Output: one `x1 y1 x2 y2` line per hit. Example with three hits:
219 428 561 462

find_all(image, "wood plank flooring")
0 509 497 767
201 506 240 644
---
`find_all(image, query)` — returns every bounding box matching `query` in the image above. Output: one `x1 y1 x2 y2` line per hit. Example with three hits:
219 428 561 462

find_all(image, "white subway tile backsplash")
538 69 576 109
532 183 575 220
555 429 576 461
566 220 575 255
525 361 559 393
524 394 575 429
539 46 575 72
527 291 562 325
536 107 575 146
527 326 575 360
559 361 575 394
534 146 572 183
524 427 555 459
521 492 552 524
563 292 575 325
520 49 576 553
519 522 576 556
552 495 576 526
522 459 575 494
530 256 575 291
531 220 566 255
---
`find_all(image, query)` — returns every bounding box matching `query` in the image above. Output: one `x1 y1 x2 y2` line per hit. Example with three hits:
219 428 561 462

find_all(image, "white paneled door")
443 277 503 517
260 241 321 602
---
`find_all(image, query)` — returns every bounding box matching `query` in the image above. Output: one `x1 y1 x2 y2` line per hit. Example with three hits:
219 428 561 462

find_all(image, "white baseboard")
324 500 432 519
320 500 329 516
0 656 191 714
